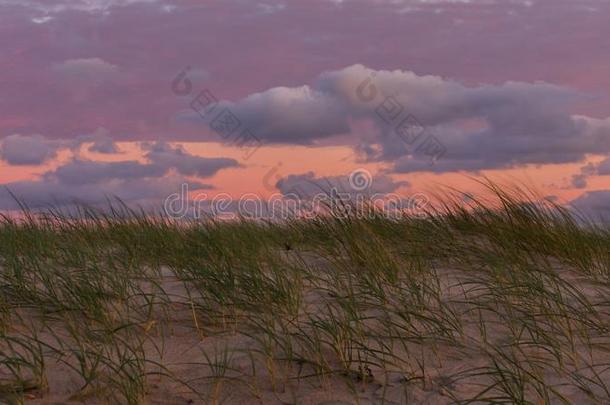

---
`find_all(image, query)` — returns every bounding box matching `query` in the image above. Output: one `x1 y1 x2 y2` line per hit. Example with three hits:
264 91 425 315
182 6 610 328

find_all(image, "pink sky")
0 0 609 217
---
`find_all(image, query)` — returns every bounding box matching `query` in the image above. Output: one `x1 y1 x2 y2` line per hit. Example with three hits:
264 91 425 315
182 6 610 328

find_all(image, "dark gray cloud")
570 157 610 189
571 190 610 221
570 162 597 189
179 64 610 175
0 138 238 210
275 171 408 199
0 134 60 165
571 174 589 190
46 141 238 187
596 158 610 176
49 159 167 185
142 141 240 176
0 175 208 211
73 129 121 154
0 130 122 167
317 65 610 173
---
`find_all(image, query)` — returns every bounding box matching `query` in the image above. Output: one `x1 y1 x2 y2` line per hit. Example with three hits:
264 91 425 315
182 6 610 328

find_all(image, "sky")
1 0 610 217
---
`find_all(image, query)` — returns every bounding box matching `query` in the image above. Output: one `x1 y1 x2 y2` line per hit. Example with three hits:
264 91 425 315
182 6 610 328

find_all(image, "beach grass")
1 182 610 404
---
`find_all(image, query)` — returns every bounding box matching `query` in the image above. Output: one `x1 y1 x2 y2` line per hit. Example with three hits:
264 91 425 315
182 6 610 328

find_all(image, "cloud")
570 157 610 189
179 63 610 176
596 158 610 175
0 175 208 211
0 137 239 210
316 65 610 173
571 190 610 221
0 131 122 166
0 130 123 167
570 162 597 189
571 173 589 189
46 142 237 188
48 159 167 185
53 58 118 79
275 171 408 198
142 141 240 176
222 86 350 144
73 128 121 154
0 134 60 165
178 85 350 144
